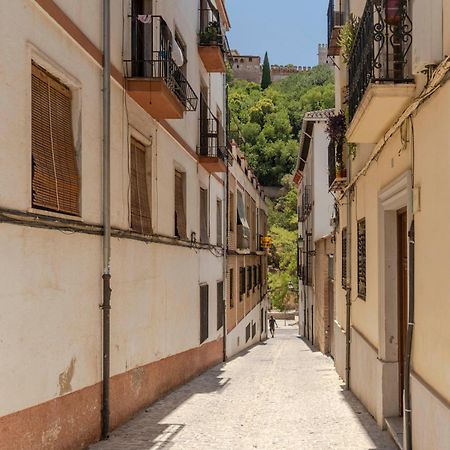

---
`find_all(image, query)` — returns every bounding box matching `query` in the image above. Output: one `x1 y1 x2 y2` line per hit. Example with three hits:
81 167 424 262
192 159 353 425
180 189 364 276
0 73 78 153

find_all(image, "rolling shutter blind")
130 139 152 234
200 284 209 344
31 63 80 215
200 188 208 243
175 171 187 239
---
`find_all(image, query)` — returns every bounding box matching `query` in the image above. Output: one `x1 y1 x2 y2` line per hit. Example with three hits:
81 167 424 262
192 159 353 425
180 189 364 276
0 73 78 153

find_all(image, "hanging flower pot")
385 0 402 26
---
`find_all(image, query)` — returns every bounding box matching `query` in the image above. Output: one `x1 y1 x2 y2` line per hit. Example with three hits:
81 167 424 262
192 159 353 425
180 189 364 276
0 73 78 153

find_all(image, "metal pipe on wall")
101 0 111 440
345 146 352 391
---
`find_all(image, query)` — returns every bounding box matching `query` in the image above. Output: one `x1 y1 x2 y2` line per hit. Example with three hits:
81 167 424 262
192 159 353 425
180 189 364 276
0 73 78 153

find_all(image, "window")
341 227 347 288
253 265 257 289
175 31 187 76
216 199 223 246
229 268 234 308
31 62 80 215
247 266 252 295
229 192 235 232
258 264 262 286
305 232 313 286
174 170 187 239
239 267 246 298
217 281 224 330
130 138 151 234
357 219 366 299
245 323 251 342
200 187 209 243
249 57 253 62
237 191 250 240
200 284 209 344
252 321 256 338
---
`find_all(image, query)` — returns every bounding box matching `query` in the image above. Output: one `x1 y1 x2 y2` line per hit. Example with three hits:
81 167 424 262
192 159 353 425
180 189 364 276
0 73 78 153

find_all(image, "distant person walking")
269 315 278 338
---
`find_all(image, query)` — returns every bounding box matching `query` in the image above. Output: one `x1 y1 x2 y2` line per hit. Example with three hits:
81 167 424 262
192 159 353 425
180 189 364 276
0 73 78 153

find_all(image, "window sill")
27 207 83 222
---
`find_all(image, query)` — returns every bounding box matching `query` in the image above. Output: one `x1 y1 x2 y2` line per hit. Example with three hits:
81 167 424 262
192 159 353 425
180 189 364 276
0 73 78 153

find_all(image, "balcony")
328 140 347 192
198 98 227 172
327 0 345 57
347 0 415 144
123 16 198 120
298 185 313 222
198 1 227 72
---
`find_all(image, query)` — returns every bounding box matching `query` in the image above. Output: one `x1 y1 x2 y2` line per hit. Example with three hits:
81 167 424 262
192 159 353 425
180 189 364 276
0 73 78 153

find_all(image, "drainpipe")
101 0 111 440
404 220 415 450
345 145 352 391
223 155 229 362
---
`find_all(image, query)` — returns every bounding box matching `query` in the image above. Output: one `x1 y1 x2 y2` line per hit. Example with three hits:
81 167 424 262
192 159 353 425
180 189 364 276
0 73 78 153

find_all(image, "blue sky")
226 0 329 67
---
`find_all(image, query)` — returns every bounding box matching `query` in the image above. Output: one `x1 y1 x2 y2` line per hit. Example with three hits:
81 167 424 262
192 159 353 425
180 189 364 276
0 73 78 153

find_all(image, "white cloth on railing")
137 15 152 24
172 39 185 67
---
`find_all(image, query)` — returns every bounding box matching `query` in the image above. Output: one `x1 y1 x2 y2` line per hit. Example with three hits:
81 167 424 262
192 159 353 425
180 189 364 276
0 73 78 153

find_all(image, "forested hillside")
228 65 334 186
228 65 335 310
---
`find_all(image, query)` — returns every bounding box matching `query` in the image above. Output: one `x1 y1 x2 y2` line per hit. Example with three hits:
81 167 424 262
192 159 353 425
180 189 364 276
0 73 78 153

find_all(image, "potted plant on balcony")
200 21 220 45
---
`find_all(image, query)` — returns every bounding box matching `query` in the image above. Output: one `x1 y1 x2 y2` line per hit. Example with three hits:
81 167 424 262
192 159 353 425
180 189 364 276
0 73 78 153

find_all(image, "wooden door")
397 209 408 414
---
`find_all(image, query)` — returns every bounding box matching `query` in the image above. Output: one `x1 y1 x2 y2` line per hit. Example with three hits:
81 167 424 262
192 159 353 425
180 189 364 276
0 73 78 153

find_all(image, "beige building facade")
327 0 450 448
0 0 240 449
226 144 269 357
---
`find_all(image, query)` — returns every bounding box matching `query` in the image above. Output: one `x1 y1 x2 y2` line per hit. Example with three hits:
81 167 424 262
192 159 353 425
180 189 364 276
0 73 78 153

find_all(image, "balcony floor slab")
347 83 416 144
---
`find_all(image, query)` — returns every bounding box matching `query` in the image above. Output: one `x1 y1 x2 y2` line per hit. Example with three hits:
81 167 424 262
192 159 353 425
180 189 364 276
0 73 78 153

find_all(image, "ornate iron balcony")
123 16 198 112
348 0 413 121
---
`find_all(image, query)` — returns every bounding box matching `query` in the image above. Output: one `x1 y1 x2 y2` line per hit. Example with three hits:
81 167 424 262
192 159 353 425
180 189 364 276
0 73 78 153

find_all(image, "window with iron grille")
239 267 246 298
357 219 366 299
31 62 80 216
217 281 224 330
342 227 347 288
216 199 223 246
229 268 234 308
258 264 262 285
247 266 252 295
305 232 313 286
253 265 257 289
200 284 209 344
130 138 152 234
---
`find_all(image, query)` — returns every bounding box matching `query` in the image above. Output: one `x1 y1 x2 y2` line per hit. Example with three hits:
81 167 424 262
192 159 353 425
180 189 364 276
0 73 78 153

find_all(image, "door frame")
378 171 412 419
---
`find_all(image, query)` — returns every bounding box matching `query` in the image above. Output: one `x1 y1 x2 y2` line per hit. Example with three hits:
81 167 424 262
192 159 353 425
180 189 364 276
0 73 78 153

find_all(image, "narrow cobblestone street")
91 326 395 450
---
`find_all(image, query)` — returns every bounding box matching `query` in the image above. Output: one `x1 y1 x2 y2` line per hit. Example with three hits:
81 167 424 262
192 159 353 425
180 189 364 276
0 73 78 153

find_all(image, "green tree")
261 51 272 90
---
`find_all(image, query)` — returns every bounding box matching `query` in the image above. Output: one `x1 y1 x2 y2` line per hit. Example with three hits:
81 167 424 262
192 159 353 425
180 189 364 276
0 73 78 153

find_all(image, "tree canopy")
228 65 334 186
261 51 272 89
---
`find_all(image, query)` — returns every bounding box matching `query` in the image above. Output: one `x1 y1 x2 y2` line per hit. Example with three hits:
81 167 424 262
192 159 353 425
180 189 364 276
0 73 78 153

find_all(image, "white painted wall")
0 0 226 419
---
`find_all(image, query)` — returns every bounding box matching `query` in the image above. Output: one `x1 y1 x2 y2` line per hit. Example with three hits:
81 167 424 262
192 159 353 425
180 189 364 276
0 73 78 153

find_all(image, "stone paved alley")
90 326 395 450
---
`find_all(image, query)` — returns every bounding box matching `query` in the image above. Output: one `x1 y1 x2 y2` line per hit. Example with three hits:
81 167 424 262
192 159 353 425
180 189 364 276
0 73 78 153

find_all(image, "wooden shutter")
229 268 234 308
216 199 223 246
175 170 187 239
217 281 224 330
357 219 367 299
31 63 80 215
130 139 152 235
200 284 209 344
200 188 208 242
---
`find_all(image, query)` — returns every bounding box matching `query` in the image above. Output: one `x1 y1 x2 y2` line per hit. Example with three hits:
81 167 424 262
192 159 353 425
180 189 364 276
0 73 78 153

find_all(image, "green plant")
200 21 220 44
338 16 360 64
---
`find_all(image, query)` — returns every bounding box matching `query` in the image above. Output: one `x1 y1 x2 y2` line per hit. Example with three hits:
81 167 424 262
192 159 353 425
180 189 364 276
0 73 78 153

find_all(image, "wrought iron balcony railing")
298 185 312 222
198 97 227 161
327 0 345 56
199 1 225 49
328 140 347 191
123 16 198 112
348 0 413 121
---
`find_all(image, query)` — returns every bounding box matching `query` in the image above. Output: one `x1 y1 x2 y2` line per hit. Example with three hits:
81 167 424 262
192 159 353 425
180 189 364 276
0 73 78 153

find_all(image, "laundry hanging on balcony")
172 39 185 67
237 191 250 238
137 15 152 24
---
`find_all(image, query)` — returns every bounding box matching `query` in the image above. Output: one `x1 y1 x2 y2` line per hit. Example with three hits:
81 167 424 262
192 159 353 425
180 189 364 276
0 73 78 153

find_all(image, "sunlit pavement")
90 325 395 449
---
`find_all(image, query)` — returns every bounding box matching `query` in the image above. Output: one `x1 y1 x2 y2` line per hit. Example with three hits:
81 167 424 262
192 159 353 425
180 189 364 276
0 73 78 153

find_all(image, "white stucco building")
294 109 335 352
0 1 246 448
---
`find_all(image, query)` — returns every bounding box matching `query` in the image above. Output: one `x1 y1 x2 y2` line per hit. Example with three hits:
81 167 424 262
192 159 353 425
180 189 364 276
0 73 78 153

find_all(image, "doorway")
397 209 408 414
